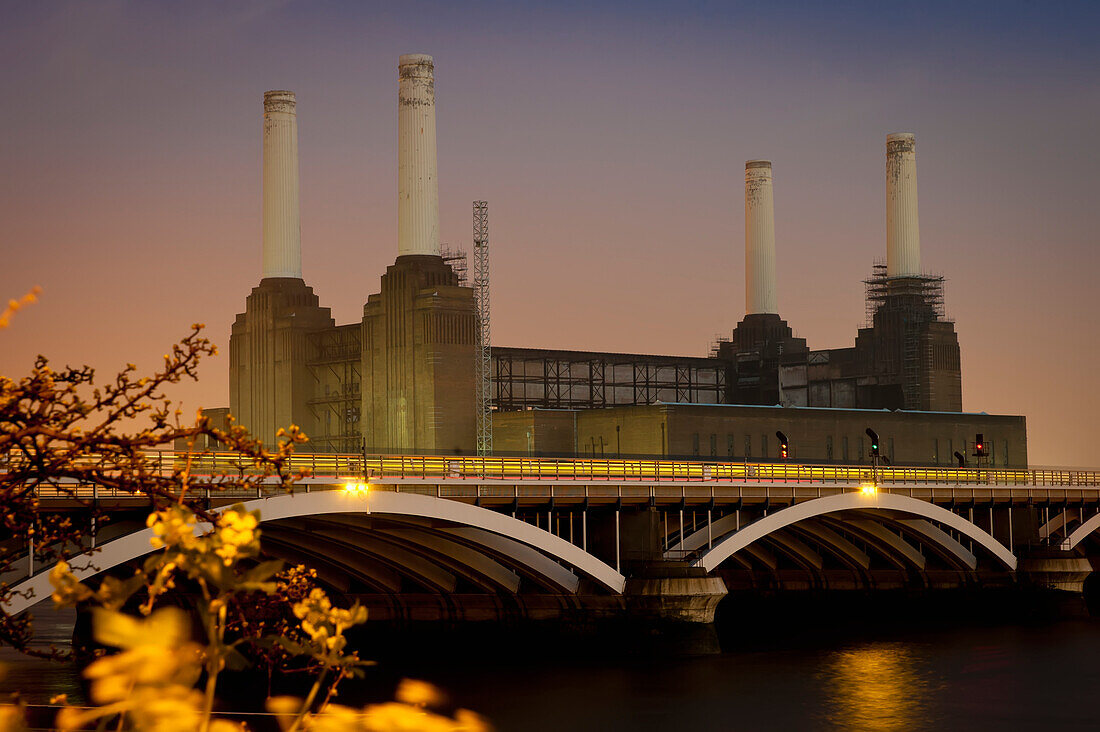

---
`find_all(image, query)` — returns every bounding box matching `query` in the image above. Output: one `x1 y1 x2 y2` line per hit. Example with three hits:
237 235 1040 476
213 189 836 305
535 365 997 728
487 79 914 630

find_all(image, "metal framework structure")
862 262 950 409
491 348 725 411
473 201 492 456
863 262 946 326
305 325 362 453
440 245 468 286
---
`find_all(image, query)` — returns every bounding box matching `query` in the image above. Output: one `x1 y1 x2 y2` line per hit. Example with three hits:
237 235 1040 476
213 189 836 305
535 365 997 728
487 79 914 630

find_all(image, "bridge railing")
9 450 1100 492
112 452 1100 488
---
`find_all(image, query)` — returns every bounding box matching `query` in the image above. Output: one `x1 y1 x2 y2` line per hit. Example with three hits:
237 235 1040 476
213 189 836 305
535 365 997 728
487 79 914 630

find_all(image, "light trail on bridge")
83 451 1100 485
17 451 1100 503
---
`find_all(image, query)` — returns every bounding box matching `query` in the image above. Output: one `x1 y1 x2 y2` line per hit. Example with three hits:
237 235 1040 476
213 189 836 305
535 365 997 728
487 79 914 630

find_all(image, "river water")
4 603 1100 731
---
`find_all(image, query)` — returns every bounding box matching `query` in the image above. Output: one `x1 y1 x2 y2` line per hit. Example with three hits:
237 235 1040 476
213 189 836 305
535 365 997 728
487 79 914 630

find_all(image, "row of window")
685 433 1011 466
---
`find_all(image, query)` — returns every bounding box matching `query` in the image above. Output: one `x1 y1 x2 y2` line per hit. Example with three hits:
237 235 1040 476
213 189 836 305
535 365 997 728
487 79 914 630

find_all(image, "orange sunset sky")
1 1 1097 466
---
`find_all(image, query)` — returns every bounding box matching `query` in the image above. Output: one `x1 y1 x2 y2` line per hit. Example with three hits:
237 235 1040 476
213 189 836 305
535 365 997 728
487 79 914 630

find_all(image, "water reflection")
820 643 938 731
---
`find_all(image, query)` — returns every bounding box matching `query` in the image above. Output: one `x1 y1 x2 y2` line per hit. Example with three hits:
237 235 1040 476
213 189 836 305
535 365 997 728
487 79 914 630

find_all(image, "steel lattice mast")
473 201 492 455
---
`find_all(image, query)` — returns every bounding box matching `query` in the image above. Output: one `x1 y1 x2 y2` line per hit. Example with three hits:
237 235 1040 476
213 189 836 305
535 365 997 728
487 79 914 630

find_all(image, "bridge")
6 453 1100 627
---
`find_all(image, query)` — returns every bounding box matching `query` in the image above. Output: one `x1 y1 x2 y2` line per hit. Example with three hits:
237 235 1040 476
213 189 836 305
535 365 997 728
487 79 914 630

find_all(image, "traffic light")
776 431 789 460
974 433 987 457
865 428 880 458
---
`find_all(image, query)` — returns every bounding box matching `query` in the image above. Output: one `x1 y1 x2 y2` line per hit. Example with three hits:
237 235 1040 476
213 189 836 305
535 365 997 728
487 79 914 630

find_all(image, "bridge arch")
4 490 626 615
694 492 1017 573
1062 512 1100 551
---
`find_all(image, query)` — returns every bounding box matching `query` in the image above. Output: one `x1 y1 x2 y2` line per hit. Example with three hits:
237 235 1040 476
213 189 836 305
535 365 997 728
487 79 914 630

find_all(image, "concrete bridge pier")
1017 556 1094 594
601 507 730 652
1004 504 1097 598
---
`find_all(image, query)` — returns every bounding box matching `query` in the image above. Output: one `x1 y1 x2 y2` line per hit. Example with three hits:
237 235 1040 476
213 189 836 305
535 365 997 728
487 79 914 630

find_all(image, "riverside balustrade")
10 451 1100 500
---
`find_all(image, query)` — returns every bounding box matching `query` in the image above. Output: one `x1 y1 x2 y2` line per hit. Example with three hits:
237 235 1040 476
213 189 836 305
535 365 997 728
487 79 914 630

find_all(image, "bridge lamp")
860 483 877 495
343 481 370 495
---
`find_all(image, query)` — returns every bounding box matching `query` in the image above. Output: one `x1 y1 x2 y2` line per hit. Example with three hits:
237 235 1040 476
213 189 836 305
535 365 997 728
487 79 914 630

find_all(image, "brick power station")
224 55 1026 468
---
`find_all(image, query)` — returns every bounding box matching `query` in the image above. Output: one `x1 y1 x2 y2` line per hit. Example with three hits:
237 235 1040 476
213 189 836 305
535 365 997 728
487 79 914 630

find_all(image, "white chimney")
886 132 921 278
745 160 777 315
262 91 302 279
398 54 440 257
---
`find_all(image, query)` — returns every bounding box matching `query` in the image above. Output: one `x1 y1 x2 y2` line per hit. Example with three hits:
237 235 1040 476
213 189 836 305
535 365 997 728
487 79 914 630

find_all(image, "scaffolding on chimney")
441 245 468 286
863 262 946 327
709 334 731 359
862 261 948 410
473 201 492 455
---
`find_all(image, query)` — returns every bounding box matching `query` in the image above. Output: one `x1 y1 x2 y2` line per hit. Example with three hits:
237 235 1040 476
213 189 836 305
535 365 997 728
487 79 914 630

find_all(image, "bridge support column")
625 572 728 624
1018 557 1094 594
615 505 620 572
622 566 728 654
582 501 587 551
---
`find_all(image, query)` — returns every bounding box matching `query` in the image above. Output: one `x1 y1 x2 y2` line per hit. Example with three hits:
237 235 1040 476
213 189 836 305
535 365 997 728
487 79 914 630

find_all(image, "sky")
1 0 1097 466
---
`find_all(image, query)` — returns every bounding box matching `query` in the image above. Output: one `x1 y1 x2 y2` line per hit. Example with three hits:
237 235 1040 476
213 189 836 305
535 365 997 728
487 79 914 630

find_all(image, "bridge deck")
14 451 1097 484
13 451 1100 510
27 479 1100 510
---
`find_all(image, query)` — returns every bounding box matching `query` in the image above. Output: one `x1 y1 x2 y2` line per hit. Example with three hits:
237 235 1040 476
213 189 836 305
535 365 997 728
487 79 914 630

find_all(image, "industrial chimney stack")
358 53 477 455
886 132 921 279
723 159 807 405
398 54 441 257
262 91 302 279
232 90 334 448
745 160 777 315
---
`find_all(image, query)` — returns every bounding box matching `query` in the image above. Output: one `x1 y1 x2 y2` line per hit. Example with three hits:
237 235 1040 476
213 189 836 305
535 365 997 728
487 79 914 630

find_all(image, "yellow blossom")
291 588 367 656
213 507 260 566
395 679 445 709
84 608 202 704
93 606 189 650
125 686 205 732
48 561 93 608
305 704 361 732
0 704 27 732
147 507 199 551
54 706 85 731
359 702 453 732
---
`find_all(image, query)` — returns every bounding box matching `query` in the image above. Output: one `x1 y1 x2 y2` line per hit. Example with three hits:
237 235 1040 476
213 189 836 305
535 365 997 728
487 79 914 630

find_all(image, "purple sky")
1 1 1097 466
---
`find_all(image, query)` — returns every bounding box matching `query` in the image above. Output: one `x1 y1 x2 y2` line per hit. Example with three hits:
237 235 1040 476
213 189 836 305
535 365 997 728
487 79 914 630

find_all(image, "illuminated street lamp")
343 481 370 495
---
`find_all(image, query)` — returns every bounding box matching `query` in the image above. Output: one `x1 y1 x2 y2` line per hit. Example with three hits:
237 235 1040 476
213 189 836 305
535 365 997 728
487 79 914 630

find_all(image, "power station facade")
226 56 1026 467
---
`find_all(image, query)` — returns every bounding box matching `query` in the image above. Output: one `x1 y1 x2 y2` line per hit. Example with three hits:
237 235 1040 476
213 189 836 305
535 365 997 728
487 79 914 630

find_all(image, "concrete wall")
498 403 1028 467
173 408 231 452
574 406 669 457
229 278 334 447
361 255 476 454
491 410 577 455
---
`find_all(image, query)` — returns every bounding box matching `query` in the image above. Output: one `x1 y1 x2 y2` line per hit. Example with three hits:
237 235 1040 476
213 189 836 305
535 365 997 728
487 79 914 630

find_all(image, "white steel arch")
1062 512 1100 551
695 492 1017 573
895 518 977 571
844 518 927 570
3 490 625 615
671 514 873 572
1041 509 1079 540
